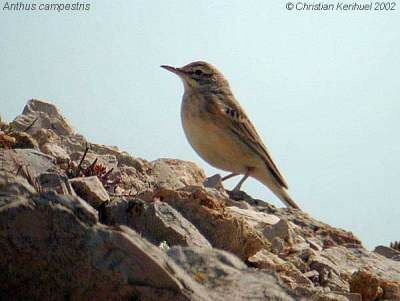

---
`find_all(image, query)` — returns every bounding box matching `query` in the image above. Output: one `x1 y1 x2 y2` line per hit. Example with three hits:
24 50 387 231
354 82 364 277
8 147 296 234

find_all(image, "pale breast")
180 93 261 173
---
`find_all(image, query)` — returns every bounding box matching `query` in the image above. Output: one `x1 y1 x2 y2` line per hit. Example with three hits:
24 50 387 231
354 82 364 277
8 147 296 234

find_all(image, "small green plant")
158 241 170 252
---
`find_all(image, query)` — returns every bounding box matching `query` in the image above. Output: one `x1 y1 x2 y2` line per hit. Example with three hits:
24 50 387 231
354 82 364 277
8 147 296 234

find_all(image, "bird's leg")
221 173 239 181
232 168 252 191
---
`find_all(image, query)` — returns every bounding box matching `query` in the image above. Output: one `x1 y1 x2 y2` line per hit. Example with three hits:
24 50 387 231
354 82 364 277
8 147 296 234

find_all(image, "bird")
161 61 300 209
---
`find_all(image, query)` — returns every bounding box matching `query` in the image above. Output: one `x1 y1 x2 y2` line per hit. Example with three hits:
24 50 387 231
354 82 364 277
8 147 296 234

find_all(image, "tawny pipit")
161 61 300 209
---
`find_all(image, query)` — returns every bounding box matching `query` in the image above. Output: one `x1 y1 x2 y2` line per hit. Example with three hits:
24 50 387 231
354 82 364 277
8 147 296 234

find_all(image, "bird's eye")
194 69 203 76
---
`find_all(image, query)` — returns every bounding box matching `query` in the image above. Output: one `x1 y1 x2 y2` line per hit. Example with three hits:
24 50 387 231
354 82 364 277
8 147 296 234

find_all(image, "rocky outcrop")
70 176 110 208
103 198 212 249
168 247 293 301
1 99 399 301
0 192 209 301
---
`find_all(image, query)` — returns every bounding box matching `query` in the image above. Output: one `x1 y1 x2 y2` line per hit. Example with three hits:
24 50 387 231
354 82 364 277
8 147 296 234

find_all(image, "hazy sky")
1 1 399 249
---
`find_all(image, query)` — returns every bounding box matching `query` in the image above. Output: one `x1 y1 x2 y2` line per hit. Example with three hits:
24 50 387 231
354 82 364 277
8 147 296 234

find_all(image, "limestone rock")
374 245 400 261
331 292 362 301
226 206 280 230
37 172 75 195
0 192 209 301
248 249 313 290
153 186 268 261
264 218 296 244
117 151 150 170
0 148 61 196
151 158 206 189
203 174 224 190
256 205 362 249
248 249 287 270
309 254 349 291
380 279 400 300
103 198 211 248
349 270 383 301
168 246 294 301
0 171 37 199
3 99 400 301
10 148 57 177
10 131 39 149
145 200 211 248
320 246 400 281
41 142 70 163
13 99 76 136
271 237 287 254
70 176 110 208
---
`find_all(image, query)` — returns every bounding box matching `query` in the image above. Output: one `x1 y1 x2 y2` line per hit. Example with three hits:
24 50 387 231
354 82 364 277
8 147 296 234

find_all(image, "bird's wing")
215 95 289 189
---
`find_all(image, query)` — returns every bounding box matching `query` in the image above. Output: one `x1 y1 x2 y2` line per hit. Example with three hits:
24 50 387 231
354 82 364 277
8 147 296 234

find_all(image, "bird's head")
161 61 229 91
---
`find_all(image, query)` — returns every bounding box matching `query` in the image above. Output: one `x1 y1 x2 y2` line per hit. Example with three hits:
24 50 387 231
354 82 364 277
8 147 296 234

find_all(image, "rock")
151 158 206 189
117 151 151 171
226 206 280 230
13 101 89 157
103 198 211 248
4 99 400 300
292 287 349 301
248 249 313 289
10 131 39 149
319 246 400 281
258 206 362 249
70 176 109 208
248 249 287 269
100 197 136 225
145 201 211 248
11 148 57 177
0 171 37 199
331 292 362 301
349 270 383 301
286 253 309 273
168 246 294 301
37 172 75 195
380 279 400 300
0 131 16 148
90 143 121 157
203 174 224 190
154 186 268 261
313 293 349 301
0 148 60 196
271 237 286 254
291 242 312 255
31 128 56 146
13 99 75 136
308 254 349 291
117 164 153 195
226 199 253 210
374 245 400 261
307 238 323 251
0 191 209 301
41 142 70 163
264 218 295 244
279 263 315 290
303 270 320 280
69 150 118 171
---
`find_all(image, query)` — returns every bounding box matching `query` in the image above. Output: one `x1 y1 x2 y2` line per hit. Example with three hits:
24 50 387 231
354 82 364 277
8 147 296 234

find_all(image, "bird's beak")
161 65 184 76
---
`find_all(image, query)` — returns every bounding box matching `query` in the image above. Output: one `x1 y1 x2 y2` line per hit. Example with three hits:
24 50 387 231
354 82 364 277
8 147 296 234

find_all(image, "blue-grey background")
1 1 399 249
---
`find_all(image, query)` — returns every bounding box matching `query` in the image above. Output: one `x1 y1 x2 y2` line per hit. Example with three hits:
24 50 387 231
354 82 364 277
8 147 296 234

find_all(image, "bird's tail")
253 170 301 210
276 188 301 210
